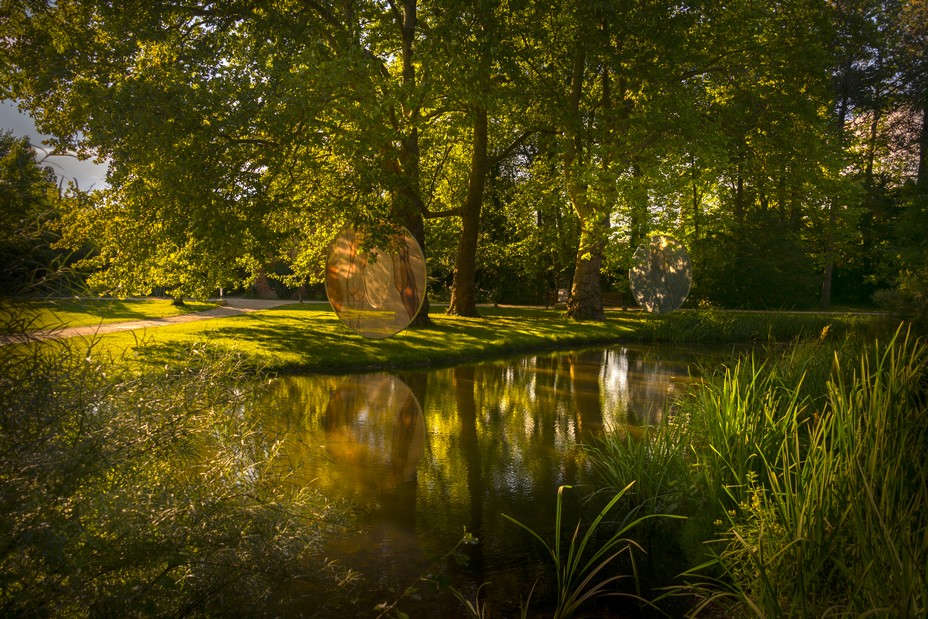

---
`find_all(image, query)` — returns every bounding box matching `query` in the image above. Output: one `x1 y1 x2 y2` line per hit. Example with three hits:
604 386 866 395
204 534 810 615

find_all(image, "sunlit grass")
21 303 890 374
1 297 218 331
43 303 643 373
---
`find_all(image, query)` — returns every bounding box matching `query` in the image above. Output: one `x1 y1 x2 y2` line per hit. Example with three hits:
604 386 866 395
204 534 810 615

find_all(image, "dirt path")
4 298 298 344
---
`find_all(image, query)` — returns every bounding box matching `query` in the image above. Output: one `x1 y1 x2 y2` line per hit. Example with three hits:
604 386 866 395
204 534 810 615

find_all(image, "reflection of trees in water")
600 347 685 426
263 348 690 507
257 348 695 608
454 366 485 573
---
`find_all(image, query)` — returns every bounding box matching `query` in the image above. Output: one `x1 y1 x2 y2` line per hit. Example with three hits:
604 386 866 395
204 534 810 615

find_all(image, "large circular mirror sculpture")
629 234 692 314
325 225 427 338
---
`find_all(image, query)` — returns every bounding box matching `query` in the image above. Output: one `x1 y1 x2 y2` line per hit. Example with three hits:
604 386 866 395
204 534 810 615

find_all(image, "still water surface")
260 344 711 615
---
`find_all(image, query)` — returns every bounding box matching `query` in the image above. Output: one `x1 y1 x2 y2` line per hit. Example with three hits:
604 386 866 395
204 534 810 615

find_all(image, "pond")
259 344 716 616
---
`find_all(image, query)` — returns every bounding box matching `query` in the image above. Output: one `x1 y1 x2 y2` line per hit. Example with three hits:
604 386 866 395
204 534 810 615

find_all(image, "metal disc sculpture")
325 225 427 338
629 234 692 314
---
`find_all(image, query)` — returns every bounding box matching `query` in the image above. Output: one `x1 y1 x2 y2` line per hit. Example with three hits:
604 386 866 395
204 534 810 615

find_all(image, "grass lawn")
51 303 639 373
25 301 891 374
2 297 218 331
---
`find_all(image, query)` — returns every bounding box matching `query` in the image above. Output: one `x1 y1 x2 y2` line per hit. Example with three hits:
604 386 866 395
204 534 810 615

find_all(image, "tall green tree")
0 131 75 296
513 0 715 318
1 2 441 317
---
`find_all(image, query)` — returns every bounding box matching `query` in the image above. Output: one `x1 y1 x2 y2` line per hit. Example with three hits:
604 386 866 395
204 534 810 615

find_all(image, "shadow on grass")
130 307 640 374
125 305 877 376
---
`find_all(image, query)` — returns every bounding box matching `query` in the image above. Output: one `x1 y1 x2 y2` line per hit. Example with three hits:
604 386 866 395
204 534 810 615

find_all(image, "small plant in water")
374 529 480 619
504 483 666 619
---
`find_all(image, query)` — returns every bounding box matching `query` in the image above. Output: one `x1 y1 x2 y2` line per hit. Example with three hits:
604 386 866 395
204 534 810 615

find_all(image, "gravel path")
3 298 298 344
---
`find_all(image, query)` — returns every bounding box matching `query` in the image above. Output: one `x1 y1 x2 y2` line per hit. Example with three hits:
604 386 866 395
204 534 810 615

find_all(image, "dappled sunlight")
4 298 218 332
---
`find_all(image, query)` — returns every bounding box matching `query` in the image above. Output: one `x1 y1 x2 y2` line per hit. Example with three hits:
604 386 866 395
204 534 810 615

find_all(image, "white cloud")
0 99 109 191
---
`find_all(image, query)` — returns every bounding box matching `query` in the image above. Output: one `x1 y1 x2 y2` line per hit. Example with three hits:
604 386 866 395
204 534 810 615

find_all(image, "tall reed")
684 326 928 616
503 484 666 619
587 323 926 616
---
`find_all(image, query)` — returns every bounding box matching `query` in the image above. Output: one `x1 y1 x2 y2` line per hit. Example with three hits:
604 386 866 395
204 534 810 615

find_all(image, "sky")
0 99 110 191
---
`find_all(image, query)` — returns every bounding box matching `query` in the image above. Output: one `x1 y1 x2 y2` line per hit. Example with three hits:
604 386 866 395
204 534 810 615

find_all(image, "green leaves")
503 483 666 619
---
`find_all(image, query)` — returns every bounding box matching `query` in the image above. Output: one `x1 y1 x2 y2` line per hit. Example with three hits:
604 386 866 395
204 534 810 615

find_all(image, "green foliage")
590 325 928 616
686 327 928 616
874 265 928 330
0 131 81 296
2 0 921 312
503 484 662 619
0 319 351 616
587 423 692 520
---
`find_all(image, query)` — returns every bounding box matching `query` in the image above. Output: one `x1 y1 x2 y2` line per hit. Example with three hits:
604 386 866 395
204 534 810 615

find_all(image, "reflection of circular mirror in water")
325 225 427 338
629 234 692 314
323 373 424 494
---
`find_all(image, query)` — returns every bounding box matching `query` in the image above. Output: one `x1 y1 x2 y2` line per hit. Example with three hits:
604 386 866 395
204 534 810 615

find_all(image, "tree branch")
489 129 536 166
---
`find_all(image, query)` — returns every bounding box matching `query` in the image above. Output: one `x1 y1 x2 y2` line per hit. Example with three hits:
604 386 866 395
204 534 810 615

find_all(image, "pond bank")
7 300 895 375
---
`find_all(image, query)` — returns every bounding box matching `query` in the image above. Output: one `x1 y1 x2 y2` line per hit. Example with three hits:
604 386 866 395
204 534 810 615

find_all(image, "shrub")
0 325 351 616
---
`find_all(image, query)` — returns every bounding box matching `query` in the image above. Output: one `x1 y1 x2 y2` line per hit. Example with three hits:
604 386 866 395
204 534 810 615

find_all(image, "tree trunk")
391 0 431 328
447 0 492 317
566 217 606 320
562 44 605 321
820 203 835 309
734 151 745 226
691 156 701 241
918 94 928 193
447 105 488 317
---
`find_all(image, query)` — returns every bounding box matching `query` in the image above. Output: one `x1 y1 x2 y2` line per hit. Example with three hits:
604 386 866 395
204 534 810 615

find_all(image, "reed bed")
590 324 928 617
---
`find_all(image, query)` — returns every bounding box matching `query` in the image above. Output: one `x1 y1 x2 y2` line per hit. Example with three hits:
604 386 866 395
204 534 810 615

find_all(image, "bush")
873 266 928 331
0 324 351 616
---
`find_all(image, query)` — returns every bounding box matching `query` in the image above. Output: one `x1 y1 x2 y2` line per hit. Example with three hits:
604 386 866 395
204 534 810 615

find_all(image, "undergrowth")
588 323 928 617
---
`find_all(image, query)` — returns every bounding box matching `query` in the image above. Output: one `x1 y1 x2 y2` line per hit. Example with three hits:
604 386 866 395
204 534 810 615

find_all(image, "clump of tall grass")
503 484 667 619
684 326 928 616
588 324 927 616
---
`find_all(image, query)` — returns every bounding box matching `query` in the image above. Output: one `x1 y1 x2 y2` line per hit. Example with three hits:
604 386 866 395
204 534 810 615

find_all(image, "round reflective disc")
325 225 427 338
629 234 692 314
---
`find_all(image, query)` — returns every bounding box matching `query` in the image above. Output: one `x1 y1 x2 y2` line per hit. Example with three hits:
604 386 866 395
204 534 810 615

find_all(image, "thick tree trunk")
691 156 701 241
448 105 488 317
561 44 605 321
448 1 493 317
393 187 431 327
918 95 928 193
566 218 606 320
392 0 431 328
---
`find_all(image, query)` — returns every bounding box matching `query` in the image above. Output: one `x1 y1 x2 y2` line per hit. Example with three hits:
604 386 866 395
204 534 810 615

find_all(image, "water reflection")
322 374 424 494
260 345 701 615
